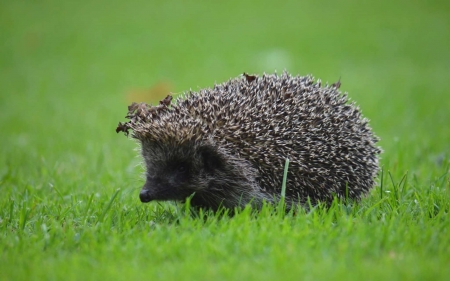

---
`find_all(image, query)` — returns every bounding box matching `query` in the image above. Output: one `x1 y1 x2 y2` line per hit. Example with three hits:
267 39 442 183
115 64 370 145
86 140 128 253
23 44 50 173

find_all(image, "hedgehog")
117 71 381 211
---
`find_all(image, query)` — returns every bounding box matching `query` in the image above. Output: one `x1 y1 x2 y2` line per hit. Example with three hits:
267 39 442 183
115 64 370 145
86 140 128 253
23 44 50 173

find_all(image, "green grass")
1 0 449 280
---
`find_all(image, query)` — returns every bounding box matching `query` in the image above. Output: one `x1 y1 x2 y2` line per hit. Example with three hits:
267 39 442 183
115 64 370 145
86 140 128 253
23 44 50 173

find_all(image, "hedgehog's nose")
139 190 152 203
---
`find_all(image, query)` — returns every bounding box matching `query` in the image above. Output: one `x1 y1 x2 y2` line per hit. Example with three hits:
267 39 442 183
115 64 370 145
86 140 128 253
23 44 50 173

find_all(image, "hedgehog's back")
180 72 381 203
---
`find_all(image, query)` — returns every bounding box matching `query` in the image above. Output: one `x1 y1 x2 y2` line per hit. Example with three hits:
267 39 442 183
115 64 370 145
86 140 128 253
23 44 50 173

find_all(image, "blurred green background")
1 0 449 199
1 0 450 280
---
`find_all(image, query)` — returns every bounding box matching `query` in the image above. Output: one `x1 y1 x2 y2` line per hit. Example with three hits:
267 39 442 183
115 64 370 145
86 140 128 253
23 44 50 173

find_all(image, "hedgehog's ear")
198 145 225 173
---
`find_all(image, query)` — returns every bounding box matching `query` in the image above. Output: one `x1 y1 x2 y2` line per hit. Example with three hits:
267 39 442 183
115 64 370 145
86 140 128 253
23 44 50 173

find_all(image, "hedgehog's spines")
120 71 381 209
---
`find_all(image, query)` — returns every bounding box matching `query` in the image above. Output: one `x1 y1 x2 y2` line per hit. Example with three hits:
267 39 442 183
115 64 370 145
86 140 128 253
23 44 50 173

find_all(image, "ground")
0 0 449 280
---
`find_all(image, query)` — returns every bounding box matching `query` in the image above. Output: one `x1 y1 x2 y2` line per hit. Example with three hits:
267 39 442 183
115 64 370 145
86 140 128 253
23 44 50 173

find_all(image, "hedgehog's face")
139 140 225 203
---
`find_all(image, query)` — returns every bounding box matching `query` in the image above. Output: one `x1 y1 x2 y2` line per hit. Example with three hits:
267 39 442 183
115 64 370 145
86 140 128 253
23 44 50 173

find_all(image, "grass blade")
97 189 120 224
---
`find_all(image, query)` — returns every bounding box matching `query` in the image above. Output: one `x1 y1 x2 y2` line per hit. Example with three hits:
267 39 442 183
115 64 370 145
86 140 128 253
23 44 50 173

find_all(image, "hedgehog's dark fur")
117 72 381 211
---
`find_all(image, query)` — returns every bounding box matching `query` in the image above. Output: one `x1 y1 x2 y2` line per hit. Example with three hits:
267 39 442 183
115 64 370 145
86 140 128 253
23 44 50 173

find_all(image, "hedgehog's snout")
140 179 157 203
139 189 153 203
139 176 186 203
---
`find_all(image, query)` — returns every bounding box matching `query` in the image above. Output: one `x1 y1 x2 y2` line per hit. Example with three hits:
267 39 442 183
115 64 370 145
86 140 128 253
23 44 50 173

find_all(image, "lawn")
1 0 449 280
